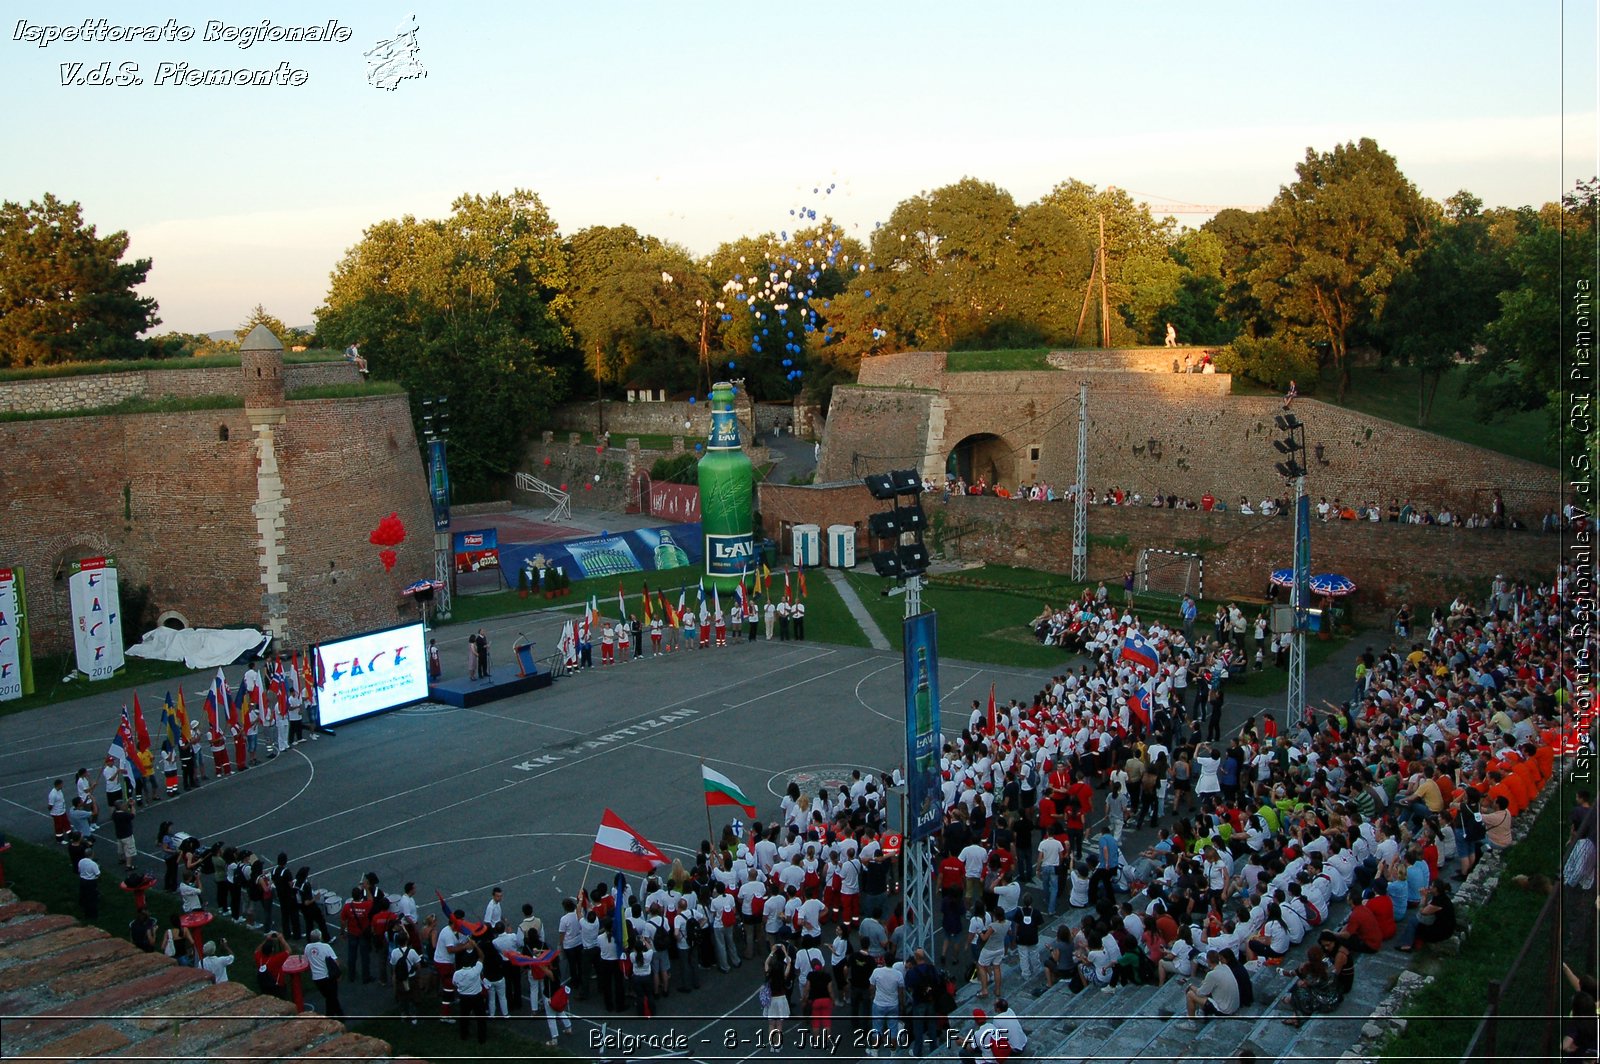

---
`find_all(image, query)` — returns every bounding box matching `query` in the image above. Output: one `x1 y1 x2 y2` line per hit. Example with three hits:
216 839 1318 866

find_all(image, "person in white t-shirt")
201 938 234 983
304 929 343 1016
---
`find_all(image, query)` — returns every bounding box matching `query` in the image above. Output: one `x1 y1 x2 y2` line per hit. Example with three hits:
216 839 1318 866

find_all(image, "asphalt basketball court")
0 598 1064 1061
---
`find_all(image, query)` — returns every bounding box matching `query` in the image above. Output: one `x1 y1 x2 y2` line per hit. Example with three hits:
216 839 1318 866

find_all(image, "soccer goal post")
1137 548 1204 600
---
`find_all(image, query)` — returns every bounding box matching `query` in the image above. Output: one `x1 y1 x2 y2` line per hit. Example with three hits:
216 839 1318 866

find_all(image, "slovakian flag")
109 708 135 770
590 809 668 874
1128 682 1152 732
702 764 758 817
986 682 998 735
1120 632 1160 672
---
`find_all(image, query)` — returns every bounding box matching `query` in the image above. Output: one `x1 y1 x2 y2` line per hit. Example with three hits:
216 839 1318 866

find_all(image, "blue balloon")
864 290 872 298
695 443 703 451
602 529 609 538
728 360 736 368
689 396 696 404
782 359 792 367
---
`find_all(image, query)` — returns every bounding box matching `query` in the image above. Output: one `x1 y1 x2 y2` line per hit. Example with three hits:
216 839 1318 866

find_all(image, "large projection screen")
315 622 430 726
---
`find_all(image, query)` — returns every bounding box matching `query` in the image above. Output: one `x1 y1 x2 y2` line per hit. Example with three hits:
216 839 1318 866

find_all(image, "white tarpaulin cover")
126 627 270 669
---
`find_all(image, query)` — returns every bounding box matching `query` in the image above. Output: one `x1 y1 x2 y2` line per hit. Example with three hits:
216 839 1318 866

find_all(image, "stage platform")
428 665 552 708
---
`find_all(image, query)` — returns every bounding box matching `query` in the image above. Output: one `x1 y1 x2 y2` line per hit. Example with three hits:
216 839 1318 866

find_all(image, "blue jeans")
1041 867 1060 913
872 1001 901 1039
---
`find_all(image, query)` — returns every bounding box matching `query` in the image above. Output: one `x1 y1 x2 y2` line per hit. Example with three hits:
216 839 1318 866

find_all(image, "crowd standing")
41 564 1594 1055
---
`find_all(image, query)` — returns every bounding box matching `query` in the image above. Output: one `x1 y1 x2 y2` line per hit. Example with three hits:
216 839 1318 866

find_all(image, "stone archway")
946 432 1017 490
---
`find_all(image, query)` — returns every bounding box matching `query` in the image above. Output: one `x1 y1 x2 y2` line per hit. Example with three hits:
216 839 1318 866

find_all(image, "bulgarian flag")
702 764 757 817
590 809 668 874
641 581 654 624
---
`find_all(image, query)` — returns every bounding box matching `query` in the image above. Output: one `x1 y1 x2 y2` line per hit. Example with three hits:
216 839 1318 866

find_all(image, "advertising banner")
428 439 451 531
648 482 701 522
69 556 124 681
1294 492 1312 630
903 611 943 843
452 528 500 574
0 567 33 702
499 522 702 582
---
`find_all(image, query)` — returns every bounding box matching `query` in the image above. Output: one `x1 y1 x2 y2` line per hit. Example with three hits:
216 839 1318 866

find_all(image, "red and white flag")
590 809 668 874
986 682 997 735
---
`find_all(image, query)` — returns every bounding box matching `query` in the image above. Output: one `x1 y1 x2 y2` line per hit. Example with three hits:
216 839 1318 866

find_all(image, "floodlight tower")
865 468 935 960
1272 413 1309 728
422 397 453 622
1072 382 1088 581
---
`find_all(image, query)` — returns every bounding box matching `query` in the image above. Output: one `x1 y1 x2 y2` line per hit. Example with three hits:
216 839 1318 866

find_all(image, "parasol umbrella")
1310 573 1356 597
402 579 445 596
1269 568 1295 588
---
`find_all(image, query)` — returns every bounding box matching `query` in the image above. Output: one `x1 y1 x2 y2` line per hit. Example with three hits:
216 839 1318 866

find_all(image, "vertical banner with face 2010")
69 556 125 681
0 567 33 701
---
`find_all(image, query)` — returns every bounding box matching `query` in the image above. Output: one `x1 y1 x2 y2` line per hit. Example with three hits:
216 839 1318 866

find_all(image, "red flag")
435 889 486 938
591 809 669 873
641 580 654 624
799 569 807 598
986 683 997 736
131 692 151 753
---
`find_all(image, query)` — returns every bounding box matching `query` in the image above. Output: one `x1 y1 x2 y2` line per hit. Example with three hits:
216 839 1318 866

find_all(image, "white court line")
209 747 315 838
629 742 774 777
245 649 852 857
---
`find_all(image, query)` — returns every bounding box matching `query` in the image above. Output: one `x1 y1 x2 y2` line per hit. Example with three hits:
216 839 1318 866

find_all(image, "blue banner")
428 440 450 531
904 612 943 843
1294 492 1312 630
499 522 703 582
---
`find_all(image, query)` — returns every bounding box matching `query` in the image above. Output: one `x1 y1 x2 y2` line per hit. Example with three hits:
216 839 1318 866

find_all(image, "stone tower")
240 325 291 643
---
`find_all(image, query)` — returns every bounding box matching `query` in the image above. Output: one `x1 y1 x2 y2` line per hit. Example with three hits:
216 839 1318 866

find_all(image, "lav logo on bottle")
697 382 755 586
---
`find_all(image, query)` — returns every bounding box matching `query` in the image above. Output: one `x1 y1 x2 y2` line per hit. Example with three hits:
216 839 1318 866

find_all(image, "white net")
1137 548 1203 599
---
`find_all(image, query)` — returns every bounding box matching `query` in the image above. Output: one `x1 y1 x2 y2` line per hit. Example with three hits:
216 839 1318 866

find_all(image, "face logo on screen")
329 646 410 682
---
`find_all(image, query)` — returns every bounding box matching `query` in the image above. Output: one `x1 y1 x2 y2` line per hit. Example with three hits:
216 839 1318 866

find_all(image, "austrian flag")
590 809 668 874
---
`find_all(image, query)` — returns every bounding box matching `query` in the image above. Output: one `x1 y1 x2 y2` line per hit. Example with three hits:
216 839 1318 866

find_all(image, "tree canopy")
314 189 570 495
0 194 160 367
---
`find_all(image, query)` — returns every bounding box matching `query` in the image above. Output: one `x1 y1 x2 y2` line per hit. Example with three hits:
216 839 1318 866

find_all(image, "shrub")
650 452 699 482
1215 336 1318 391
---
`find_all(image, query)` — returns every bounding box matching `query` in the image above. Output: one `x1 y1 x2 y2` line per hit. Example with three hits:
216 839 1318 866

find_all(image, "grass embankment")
0 395 245 423
0 350 342 382
1234 364 1557 468
945 349 1056 372
1379 788 1570 1060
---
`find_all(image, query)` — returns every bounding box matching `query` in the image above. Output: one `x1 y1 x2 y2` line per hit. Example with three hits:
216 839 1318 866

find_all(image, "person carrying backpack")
389 927 422 1024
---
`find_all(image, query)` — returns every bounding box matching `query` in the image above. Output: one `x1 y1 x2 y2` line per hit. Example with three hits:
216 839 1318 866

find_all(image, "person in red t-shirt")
1339 900 1383 953
341 889 374 983
1362 890 1397 941
254 930 291 997
939 854 965 896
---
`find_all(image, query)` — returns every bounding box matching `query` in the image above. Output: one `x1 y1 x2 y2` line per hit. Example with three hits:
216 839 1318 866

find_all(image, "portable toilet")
792 523 821 567
827 524 857 568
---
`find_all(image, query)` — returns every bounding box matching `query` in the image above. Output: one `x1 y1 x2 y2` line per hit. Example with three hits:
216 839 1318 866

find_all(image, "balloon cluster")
717 181 878 391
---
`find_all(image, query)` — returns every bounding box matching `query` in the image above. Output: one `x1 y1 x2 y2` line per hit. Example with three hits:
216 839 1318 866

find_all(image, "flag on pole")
641 581 653 624
986 682 997 736
589 594 600 628
713 584 722 618
617 580 627 621
131 692 151 755
590 809 669 873
174 687 192 743
557 621 576 667
783 570 792 604
613 871 630 951
109 708 134 769
160 692 181 749
1128 682 1152 732
435 889 486 937
659 589 675 626
1120 632 1160 672
736 571 748 612
761 562 771 592
696 578 705 609
676 586 686 619
702 765 758 817
799 569 807 598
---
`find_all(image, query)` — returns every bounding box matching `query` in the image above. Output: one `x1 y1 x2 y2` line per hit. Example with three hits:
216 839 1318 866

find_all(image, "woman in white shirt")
1193 747 1222 798
631 941 656 1016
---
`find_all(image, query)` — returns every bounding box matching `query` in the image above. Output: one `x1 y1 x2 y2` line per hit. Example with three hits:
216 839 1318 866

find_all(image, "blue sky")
3 0 1594 333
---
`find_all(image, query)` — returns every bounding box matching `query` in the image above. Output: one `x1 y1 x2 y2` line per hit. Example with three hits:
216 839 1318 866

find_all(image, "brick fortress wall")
0 382 431 654
0 361 358 414
756 484 1560 608
819 350 1561 520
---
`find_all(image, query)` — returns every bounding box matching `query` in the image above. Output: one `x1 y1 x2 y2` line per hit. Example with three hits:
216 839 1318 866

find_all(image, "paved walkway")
825 568 892 650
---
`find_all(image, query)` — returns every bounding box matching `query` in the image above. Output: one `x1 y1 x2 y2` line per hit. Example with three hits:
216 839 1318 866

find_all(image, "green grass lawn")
1 654 198 720
1380 788 1569 1061
1293 365 1556 468
945 349 1056 372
